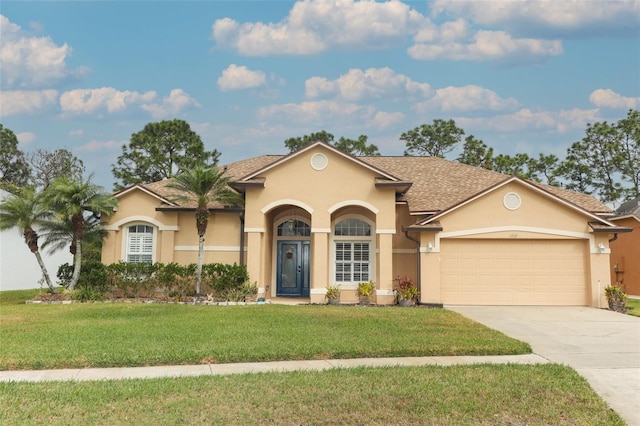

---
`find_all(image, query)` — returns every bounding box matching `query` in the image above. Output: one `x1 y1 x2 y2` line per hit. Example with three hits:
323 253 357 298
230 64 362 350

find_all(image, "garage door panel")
441 239 587 306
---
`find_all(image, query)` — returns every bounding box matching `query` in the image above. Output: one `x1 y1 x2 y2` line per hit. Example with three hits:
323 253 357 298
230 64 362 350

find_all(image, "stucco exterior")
101 142 624 307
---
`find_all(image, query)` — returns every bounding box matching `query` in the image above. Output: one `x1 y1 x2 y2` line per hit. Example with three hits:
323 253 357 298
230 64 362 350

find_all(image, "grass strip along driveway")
1 302 529 370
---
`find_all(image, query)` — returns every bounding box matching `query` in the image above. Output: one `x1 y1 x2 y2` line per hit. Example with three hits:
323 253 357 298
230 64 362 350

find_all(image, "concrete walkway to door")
447 306 640 426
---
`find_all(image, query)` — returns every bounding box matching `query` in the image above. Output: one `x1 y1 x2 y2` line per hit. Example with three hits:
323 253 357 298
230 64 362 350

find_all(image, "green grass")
0 303 530 370
0 364 623 425
626 298 640 317
0 288 44 305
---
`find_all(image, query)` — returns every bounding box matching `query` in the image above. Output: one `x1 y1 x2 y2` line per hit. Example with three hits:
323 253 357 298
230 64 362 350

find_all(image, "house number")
509 233 518 238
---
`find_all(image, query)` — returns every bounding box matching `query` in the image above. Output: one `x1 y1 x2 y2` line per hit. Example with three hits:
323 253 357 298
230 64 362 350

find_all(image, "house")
101 142 629 307
0 189 73 291
609 197 640 296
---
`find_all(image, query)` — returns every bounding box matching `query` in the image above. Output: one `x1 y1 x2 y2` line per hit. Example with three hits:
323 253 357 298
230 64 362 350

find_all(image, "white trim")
503 192 521 210
261 199 314 214
310 153 328 171
175 246 241 252
376 228 396 234
245 227 266 233
376 289 395 297
432 225 604 253
310 288 327 295
103 215 178 231
328 200 379 214
122 223 156 263
311 228 331 234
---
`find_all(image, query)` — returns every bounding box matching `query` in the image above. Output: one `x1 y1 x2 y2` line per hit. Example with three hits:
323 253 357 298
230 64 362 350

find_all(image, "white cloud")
456 108 600 133
0 89 58 116
0 15 89 89
217 64 267 91
69 129 84 137
305 67 431 101
259 100 369 123
141 89 201 119
589 89 639 109
16 132 36 147
429 0 640 37
59 87 156 116
409 30 563 62
212 0 425 56
414 85 518 112
75 139 127 153
370 111 404 129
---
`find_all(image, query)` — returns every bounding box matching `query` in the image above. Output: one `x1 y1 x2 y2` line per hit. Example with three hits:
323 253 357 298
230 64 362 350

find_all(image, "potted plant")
357 281 375 305
394 276 419 307
605 284 627 313
325 285 341 305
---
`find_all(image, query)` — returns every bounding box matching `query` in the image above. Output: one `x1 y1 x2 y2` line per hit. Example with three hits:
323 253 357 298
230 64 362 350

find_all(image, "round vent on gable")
503 192 522 210
310 153 328 171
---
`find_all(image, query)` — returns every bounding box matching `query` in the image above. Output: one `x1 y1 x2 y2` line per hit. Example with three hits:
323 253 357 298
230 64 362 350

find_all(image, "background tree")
334 135 380 156
283 131 379 155
26 148 85 189
559 120 625 203
615 109 640 198
401 119 465 157
112 119 220 190
0 188 56 292
457 136 494 169
0 124 30 187
167 166 242 295
43 176 117 290
284 130 334 152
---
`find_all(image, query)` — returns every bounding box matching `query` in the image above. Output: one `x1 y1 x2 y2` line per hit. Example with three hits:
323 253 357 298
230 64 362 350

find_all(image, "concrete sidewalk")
0 354 547 382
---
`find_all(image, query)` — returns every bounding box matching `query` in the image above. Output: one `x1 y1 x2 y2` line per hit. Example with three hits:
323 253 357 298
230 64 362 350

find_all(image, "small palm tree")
42 176 117 290
167 166 241 295
0 188 56 292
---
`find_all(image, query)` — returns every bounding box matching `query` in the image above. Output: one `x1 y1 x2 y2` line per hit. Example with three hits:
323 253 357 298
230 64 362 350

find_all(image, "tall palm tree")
42 176 117 290
167 166 241 295
0 188 56 292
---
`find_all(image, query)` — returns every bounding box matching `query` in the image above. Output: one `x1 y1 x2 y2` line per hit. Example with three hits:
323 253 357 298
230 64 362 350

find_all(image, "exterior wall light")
598 242 606 253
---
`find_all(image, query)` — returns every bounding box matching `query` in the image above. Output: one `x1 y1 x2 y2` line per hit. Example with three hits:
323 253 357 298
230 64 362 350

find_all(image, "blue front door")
276 241 310 296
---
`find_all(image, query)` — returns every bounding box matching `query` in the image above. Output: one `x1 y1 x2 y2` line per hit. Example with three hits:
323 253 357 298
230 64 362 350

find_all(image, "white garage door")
440 239 588 306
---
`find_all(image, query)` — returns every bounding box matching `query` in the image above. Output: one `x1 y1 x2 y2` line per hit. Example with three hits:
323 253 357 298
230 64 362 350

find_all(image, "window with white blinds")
126 225 154 263
333 218 372 284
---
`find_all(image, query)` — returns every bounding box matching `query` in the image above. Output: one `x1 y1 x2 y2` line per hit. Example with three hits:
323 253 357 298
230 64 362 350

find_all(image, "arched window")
277 220 310 237
333 218 373 283
126 224 154 263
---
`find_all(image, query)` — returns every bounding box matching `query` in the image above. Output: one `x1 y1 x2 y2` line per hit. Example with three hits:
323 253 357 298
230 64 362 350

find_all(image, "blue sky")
1 0 639 189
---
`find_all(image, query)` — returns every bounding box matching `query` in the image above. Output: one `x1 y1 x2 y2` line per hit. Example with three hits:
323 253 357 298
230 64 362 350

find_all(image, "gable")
418 179 612 237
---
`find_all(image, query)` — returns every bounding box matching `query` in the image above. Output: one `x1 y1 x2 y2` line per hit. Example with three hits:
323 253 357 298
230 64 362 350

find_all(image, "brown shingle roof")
134 153 611 215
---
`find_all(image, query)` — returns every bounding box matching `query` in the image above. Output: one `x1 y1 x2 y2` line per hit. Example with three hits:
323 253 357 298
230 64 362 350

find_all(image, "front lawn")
626 298 640 317
0 364 623 425
0 303 530 370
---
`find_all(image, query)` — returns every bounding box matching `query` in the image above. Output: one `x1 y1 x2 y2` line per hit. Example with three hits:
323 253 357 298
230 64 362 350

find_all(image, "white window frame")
331 216 375 287
123 224 156 263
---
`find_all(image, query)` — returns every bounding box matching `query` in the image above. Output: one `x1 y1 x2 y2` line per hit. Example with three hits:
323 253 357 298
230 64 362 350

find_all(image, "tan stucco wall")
242 146 398 304
609 216 640 296
417 181 611 307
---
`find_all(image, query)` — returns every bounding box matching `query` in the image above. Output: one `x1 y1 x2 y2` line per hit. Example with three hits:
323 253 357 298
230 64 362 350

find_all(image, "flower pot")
608 299 626 313
328 298 340 306
398 298 412 307
359 295 370 306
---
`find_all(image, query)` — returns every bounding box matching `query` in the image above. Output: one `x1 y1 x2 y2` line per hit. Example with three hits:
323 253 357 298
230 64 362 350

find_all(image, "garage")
440 239 589 306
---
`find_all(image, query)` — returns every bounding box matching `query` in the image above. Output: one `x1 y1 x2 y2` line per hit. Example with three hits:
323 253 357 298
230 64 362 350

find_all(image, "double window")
333 218 372 283
126 225 154 263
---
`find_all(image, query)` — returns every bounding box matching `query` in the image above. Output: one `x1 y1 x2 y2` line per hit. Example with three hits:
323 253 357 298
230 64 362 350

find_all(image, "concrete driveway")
447 306 640 426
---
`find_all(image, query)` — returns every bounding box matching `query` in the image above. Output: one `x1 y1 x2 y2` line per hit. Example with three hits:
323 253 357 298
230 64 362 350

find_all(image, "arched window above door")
277 220 310 237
